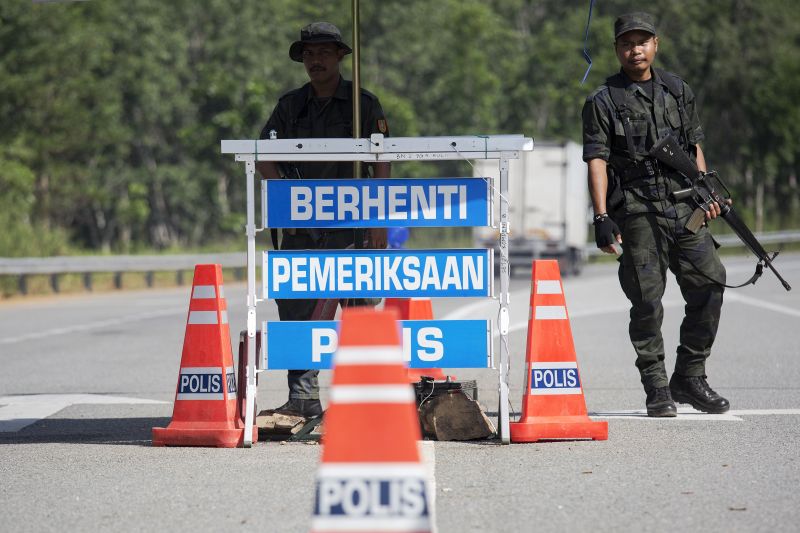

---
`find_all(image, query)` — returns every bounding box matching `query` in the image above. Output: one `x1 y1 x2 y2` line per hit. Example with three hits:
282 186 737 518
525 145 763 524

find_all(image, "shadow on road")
0 417 171 446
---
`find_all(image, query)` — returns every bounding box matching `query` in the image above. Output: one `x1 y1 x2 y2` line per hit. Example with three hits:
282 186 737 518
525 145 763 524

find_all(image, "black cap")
289 22 352 62
614 12 657 39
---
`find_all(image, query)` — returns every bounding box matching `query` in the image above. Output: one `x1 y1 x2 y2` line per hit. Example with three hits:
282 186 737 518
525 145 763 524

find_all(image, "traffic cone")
510 260 608 442
310 308 432 533
152 264 257 447
384 297 449 382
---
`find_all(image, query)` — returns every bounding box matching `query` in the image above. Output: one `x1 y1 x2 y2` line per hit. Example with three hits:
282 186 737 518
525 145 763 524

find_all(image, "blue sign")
264 320 491 370
263 249 492 299
264 178 490 228
530 362 582 395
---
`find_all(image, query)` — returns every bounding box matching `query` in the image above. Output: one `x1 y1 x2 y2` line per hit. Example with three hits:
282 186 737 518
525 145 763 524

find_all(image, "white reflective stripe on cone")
335 346 404 365
311 517 430 532
317 463 427 478
329 385 414 404
192 285 216 299
536 280 562 295
534 305 567 320
188 311 217 324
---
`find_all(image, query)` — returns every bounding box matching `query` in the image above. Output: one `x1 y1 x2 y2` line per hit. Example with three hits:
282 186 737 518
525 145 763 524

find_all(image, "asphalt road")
1 253 799 532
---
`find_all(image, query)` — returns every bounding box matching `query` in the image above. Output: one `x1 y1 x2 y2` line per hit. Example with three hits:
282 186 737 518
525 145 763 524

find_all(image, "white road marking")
419 440 437 533
498 300 685 337
728 408 800 415
0 394 167 432
455 289 799 340
590 407 800 422
0 307 186 346
441 294 519 320
725 258 800 273
725 292 800 318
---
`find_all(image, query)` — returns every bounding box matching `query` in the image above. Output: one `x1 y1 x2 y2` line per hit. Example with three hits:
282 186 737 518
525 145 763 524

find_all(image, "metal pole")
243 155 257 447
498 156 511 444
351 0 361 179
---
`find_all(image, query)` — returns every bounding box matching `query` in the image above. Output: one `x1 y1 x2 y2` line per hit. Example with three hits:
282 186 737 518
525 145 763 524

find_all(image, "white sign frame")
221 134 533 446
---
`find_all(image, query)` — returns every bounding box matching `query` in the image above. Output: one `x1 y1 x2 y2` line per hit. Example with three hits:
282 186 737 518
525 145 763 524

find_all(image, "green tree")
0 0 798 258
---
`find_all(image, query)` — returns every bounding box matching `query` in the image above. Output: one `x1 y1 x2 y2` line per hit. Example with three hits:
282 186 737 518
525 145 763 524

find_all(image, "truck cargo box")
473 141 588 276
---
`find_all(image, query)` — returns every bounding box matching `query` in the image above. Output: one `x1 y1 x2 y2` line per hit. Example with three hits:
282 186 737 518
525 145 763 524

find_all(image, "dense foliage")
1 0 798 256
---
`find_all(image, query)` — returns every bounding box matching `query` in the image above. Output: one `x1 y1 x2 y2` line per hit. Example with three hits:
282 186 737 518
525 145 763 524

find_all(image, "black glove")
593 213 621 248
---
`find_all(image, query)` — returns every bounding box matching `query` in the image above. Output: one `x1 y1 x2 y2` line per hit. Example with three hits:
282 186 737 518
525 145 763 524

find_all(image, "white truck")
473 140 588 277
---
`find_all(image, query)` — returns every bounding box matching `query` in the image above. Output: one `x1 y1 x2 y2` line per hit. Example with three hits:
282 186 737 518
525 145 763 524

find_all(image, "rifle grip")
685 208 706 234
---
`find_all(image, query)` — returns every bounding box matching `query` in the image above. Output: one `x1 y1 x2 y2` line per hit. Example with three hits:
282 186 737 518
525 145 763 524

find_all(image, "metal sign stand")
223 134 533 446
497 156 511 443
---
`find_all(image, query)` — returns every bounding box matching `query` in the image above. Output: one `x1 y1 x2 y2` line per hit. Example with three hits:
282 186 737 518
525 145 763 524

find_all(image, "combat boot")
645 386 677 417
669 374 730 414
273 398 324 418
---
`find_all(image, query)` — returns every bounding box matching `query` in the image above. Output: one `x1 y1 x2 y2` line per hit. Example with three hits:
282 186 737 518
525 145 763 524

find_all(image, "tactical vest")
603 69 694 213
605 68 691 168
282 82 365 140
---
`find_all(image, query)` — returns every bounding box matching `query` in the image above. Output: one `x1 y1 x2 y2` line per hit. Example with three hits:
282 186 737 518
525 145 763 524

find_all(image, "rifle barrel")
722 209 791 291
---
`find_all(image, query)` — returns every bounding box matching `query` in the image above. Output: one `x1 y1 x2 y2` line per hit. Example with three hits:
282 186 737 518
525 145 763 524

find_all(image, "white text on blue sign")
265 178 490 228
530 362 582 395
263 249 491 299
265 320 490 370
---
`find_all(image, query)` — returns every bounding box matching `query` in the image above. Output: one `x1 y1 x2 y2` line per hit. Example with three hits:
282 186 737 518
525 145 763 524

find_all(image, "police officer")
582 12 730 417
257 22 390 419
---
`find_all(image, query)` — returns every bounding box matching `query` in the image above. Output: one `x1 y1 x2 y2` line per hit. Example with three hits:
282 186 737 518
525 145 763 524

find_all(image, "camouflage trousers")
617 212 726 392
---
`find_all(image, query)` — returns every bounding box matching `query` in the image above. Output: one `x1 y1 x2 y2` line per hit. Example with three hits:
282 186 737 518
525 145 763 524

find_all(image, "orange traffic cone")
384 297 449 382
310 308 432 533
152 264 256 447
510 260 608 442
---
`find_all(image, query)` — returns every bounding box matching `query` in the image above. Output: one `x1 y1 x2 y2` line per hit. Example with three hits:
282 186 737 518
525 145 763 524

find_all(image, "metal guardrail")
2 229 798 294
0 252 247 294
711 230 800 247
585 230 800 258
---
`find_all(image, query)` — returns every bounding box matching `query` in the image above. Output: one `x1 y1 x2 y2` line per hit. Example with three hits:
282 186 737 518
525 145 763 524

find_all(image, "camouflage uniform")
582 68 726 392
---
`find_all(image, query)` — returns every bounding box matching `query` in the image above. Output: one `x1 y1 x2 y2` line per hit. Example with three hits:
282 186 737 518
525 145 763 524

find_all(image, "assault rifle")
650 134 791 291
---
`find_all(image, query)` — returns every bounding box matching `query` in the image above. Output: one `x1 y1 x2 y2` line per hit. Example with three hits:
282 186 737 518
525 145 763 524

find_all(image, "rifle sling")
683 248 765 289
